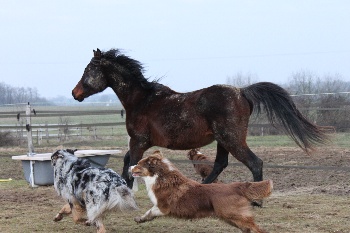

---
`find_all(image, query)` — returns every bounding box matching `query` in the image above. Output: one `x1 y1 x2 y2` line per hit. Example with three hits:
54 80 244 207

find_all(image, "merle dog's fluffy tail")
242 82 331 153
111 186 138 211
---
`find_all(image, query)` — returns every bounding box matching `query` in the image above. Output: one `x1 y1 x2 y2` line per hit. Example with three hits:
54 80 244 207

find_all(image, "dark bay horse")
72 48 329 188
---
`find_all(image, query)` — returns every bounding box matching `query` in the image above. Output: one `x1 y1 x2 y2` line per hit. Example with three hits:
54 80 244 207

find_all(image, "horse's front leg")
122 139 149 189
203 143 229 184
122 150 133 188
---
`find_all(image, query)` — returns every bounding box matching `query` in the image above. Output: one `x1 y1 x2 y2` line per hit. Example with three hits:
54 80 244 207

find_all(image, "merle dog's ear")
66 149 77 155
51 150 64 160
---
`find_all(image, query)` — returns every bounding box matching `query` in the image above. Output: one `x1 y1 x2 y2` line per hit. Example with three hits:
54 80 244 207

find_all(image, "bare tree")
287 70 320 95
226 72 258 87
285 70 320 122
58 116 71 142
286 71 350 129
0 131 16 146
315 74 350 130
0 82 48 105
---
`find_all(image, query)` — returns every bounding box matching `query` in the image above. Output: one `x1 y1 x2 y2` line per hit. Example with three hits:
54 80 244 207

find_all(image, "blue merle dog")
51 149 138 233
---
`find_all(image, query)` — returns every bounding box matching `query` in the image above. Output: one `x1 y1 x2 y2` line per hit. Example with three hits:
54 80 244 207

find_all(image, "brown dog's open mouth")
132 172 142 177
131 166 142 177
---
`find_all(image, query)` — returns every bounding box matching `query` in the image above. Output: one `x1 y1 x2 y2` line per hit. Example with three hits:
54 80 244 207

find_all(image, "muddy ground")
0 145 349 232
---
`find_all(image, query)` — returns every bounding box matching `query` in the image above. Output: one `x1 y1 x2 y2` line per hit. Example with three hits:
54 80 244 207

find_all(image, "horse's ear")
93 49 102 59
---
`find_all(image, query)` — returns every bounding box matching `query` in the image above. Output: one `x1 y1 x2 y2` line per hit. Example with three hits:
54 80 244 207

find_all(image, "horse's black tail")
241 82 331 153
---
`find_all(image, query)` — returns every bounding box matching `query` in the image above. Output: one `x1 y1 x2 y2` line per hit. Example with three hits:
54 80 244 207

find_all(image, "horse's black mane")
102 49 160 90
103 49 144 74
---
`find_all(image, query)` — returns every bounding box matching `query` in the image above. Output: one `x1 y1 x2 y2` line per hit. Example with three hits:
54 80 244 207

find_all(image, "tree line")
0 82 48 105
0 82 121 107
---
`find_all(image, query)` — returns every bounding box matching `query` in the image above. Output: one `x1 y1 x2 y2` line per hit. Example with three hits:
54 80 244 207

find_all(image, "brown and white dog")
131 150 273 233
51 149 138 233
187 148 218 183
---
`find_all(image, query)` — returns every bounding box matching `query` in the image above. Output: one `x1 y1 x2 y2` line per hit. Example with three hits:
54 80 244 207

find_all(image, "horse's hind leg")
216 126 263 182
225 143 264 206
232 146 263 182
212 124 263 181
203 143 229 184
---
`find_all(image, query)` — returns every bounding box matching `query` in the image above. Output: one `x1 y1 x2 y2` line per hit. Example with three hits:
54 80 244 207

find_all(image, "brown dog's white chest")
143 175 159 206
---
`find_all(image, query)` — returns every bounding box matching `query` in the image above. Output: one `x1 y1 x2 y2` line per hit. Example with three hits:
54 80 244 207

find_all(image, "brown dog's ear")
152 150 163 159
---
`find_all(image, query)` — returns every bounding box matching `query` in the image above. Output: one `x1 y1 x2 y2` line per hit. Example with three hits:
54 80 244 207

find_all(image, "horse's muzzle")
72 90 84 102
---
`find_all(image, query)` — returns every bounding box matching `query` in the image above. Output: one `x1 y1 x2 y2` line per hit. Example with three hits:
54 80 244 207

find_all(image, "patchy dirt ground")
1 145 350 232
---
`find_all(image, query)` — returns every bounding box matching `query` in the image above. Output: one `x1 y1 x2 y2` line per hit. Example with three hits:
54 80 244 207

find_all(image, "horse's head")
72 49 108 102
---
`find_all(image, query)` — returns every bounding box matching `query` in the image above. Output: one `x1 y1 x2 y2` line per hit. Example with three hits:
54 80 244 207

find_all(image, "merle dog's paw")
134 216 144 223
84 220 92 226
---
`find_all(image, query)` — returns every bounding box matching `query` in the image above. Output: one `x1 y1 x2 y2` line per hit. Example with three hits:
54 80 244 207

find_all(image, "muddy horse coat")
72 48 329 188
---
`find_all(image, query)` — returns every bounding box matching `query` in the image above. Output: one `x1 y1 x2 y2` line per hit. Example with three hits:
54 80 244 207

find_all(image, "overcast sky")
1 0 350 99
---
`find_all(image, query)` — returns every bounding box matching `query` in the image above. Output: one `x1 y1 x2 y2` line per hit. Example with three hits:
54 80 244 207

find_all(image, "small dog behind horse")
187 148 218 183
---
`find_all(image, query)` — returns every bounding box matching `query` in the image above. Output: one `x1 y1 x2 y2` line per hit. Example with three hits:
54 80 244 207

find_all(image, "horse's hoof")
251 200 263 207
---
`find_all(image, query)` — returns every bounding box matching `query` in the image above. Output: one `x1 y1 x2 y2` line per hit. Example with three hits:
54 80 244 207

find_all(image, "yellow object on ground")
0 178 12 182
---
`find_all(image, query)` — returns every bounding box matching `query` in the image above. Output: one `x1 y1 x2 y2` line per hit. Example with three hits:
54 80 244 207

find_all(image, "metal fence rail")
1 105 349 142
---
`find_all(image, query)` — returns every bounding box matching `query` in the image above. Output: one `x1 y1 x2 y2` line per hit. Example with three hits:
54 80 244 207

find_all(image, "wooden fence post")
80 122 83 140
45 122 49 144
26 103 34 155
26 102 37 187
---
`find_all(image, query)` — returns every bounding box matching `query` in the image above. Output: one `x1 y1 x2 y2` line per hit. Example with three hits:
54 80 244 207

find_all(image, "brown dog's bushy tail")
239 180 273 202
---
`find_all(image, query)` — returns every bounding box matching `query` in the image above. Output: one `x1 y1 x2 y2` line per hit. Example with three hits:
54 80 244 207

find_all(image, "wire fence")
1 104 350 144
0 105 126 145
2 104 350 173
